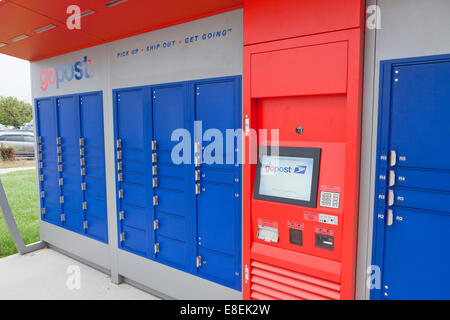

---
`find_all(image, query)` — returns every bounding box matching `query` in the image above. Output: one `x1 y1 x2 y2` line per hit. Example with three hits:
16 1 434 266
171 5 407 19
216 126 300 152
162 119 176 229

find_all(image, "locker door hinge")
81 182 86 191
58 164 63 172
80 148 85 156
39 162 43 169
195 183 201 195
152 165 157 176
194 142 201 154
80 158 85 166
56 137 61 145
57 146 62 154
154 219 159 230
153 195 159 206
194 155 201 167
118 173 123 182
117 150 122 160
153 177 158 188
244 265 249 282
38 145 43 152
120 232 125 242
116 139 122 149
152 140 157 151
40 174 44 182
118 162 123 171
41 208 46 215
61 213 66 222
154 243 160 254
196 256 202 268
119 211 125 220
40 191 45 198
38 136 42 143
195 170 201 181
118 189 124 198
79 138 85 146
83 221 88 229
39 154 43 161
59 178 64 186
58 155 62 163
81 168 86 176
82 201 87 210
152 153 157 163
59 196 64 204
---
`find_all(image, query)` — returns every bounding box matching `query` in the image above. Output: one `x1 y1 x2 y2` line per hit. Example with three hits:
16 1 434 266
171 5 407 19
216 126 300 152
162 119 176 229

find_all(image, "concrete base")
0 248 158 300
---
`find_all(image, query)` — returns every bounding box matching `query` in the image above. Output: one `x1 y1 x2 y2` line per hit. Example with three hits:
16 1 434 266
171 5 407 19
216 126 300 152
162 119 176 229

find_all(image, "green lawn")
0 169 39 258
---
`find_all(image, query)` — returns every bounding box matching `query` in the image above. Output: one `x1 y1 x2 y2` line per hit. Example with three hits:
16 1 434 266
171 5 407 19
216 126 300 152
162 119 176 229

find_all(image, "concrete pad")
0 248 159 300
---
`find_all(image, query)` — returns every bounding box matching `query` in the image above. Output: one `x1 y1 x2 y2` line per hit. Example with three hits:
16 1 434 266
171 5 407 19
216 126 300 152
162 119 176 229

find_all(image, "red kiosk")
242 0 365 300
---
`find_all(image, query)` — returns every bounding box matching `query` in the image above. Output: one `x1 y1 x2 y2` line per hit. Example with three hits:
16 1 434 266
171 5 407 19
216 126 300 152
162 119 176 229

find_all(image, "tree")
0 96 33 129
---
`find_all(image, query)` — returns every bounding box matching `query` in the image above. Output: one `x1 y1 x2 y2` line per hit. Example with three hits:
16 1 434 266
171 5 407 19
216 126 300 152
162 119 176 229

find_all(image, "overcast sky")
0 53 32 103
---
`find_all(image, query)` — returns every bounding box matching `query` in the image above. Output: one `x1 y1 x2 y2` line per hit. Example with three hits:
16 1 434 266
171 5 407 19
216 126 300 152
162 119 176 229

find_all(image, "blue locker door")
36 97 61 225
79 92 108 242
57 95 84 233
194 77 242 290
152 84 193 270
373 57 450 299
115 88 152 256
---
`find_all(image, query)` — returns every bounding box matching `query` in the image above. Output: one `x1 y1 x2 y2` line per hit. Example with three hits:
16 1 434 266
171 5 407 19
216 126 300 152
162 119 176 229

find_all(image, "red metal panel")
243 0 365 300
244 0 363 45
251 41 348 97
0 0 243 61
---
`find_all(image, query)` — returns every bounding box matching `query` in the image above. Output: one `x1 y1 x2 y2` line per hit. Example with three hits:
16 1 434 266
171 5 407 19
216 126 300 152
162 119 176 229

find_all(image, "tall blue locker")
194 78 242 290
36 91 108 243
36 98 61 226
152 83 194 271
372 54 450 299
113 76 241 290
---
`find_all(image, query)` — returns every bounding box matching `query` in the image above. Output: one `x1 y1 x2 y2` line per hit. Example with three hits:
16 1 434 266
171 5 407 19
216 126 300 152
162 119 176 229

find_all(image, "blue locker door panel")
197 247 236 286
195 78 241 290
57 95 83 232
80 92 108 242
36 98 61 225
197 183 235 255
115 88 152 256
153 84 191 268
390 62 450 170
383 208 450 299
373 56 450 300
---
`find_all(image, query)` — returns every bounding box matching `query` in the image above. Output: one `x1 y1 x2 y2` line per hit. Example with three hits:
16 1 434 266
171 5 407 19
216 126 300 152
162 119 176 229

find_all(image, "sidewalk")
0 248 159 300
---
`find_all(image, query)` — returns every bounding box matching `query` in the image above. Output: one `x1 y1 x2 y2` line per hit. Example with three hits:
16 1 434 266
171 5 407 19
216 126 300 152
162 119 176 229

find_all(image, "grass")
0 169 39 258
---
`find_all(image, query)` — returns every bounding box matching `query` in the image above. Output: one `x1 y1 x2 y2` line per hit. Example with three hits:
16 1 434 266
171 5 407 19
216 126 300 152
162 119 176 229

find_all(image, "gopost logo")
39 56 92 91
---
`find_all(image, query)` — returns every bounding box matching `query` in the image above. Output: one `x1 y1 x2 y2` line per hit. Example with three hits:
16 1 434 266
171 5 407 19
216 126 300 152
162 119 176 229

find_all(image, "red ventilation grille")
250 261 341 300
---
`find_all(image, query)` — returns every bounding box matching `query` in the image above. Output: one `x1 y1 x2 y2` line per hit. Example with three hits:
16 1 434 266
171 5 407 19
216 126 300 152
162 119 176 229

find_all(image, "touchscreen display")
258 155 315 202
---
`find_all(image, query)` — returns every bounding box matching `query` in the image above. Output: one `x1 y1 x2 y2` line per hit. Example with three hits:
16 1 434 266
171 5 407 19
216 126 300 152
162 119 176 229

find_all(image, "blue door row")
372 54 450 299
35 91 108 243
113 76 242 290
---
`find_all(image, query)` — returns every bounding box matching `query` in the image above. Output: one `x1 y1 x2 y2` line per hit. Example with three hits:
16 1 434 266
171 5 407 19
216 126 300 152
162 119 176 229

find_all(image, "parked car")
0 131 35 158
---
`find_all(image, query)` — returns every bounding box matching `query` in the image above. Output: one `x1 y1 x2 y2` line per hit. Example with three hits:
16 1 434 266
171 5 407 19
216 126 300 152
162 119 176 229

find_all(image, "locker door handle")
388 190 395 206
388 170 396 187
386 209 394 226
390 150 397 167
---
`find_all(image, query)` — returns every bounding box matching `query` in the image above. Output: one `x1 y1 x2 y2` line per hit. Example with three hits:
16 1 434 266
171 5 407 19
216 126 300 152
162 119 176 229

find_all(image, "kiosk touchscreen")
254 147 321 208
